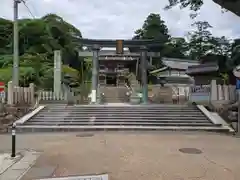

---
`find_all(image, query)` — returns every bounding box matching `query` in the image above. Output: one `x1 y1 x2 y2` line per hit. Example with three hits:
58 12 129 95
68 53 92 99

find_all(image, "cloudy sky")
1 0 240 39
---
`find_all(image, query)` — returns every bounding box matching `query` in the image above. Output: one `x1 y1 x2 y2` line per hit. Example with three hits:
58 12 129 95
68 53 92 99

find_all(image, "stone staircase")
16 104 230 132
99 86 129 103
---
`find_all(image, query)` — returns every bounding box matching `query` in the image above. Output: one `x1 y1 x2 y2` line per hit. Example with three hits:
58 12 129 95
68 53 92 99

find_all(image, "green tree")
133 13 170 44
209 36 231 57
132 13 171 67
0 14 85 89
161 37 189 58
227 39 240 68
188 21 213 60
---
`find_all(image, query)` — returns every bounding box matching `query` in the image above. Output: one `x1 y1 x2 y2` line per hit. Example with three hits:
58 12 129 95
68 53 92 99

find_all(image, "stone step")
24 122 214 126
16 102 229 133
40 111 203 115
15 125 229 133
31 116 208 121
27 119 209 123
42 108 199 111
46 105 195 108
34 113 205 118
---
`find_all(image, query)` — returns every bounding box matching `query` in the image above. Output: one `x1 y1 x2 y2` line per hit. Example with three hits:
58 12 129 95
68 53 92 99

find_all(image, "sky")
1 0 240 40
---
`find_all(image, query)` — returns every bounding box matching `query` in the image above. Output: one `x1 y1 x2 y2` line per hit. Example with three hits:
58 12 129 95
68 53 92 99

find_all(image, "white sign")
0 91 5 98
38 174 108 180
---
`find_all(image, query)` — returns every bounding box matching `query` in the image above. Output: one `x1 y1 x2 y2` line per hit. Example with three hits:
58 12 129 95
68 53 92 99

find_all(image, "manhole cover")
76 133 94 137
179 148 202 154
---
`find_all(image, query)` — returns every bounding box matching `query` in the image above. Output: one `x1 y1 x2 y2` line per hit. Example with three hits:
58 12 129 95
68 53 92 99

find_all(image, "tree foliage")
0 14 84 88
188 21 213 60
165 0 204 18
133 13 170 43
132 13 239 78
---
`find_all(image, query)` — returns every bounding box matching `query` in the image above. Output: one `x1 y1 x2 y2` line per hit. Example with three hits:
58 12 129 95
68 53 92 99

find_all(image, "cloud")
1 0 240 39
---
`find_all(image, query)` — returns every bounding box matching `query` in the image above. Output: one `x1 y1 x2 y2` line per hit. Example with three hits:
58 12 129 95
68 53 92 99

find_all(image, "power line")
20 0 36 18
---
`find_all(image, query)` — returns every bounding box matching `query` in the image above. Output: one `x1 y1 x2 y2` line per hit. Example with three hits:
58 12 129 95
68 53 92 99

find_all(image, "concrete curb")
0 151 40 180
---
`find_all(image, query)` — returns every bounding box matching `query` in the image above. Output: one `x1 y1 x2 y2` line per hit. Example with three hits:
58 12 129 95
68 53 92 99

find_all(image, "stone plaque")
37 174 108 180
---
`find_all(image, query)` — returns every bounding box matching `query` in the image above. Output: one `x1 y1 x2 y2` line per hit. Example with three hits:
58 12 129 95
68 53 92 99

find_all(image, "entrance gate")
78 39 161 104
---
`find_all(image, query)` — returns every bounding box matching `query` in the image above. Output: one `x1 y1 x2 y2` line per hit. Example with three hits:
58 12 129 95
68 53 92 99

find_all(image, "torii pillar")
91 44 100 104
140 46 148 104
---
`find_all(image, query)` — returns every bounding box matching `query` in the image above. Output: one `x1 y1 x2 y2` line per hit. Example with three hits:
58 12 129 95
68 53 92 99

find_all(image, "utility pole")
13 0 21 86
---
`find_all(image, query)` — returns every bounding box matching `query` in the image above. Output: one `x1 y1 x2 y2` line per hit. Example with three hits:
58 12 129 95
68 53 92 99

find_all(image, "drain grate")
179 148 202 154
76 133 94 138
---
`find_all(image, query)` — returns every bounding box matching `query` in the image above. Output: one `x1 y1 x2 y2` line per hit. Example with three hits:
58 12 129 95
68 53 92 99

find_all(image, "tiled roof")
162 57 199 70
186 63 219 74
158 76 194 84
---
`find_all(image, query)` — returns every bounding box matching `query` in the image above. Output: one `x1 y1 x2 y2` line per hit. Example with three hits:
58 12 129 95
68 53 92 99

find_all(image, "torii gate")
77 38 161 104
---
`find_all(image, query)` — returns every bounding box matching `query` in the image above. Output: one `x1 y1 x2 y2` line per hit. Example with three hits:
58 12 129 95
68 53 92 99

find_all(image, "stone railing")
38 91 67 101
7 81 35 106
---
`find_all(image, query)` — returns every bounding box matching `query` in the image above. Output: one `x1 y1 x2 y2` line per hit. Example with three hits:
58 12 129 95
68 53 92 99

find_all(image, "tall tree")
227 38 240 67
161 37 189 58
209 36 231 57
188 21 213 60
133 13 170 44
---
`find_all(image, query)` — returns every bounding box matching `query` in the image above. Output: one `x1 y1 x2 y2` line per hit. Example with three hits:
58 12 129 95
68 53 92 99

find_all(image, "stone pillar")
223 85 229 101
210 79 217 101
54 50 62 96
91 44 100 104
29 83 35 105
217 84 223 100
140 46 148 104
7 81 13 105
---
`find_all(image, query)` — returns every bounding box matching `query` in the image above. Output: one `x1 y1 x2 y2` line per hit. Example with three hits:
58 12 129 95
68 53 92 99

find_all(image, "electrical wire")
20 0 36 19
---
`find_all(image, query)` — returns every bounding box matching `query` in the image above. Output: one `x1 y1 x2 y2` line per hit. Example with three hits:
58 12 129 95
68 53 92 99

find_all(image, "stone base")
130 96 141 104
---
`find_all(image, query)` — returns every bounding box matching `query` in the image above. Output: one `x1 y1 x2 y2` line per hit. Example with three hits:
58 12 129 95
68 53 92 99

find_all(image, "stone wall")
0 104 31 132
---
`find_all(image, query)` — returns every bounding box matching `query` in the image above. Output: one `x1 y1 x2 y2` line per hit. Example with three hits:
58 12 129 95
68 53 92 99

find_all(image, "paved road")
1 132 240 180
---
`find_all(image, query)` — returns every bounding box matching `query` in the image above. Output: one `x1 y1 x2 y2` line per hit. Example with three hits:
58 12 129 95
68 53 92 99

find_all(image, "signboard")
189 85 210 102
0 82 4 92
37 174 108 180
